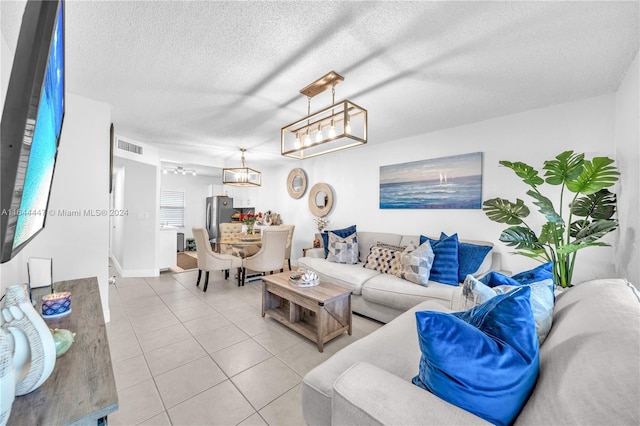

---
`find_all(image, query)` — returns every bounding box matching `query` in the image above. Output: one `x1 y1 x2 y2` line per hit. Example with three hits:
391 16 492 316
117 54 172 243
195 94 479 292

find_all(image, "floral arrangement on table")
241 212 262 234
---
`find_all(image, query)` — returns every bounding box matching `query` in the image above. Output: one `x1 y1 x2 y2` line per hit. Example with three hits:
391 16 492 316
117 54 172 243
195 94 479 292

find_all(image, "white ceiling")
2 1 638 170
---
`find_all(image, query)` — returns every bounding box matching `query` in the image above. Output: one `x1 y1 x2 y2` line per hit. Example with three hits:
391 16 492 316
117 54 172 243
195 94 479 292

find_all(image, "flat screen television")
1 0 65 263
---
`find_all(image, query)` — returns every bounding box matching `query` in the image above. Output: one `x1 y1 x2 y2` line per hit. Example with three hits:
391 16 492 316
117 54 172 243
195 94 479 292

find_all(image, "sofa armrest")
303 247 325 258
332 362 490 426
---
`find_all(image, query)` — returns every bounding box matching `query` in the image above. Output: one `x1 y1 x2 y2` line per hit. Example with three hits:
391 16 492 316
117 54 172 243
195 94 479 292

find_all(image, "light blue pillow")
399 242 435 286
321 225 356 258
419 233 459 285
326 232 359 264
413 287 539 426
463 275 555 344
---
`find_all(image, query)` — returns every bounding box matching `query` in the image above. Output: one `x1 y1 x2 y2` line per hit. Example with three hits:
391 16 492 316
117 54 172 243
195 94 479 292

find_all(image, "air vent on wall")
116 138 143 155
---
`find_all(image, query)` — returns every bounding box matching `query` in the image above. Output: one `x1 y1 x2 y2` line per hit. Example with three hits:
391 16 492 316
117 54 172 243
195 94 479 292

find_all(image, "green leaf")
526 190 564 224
569 220 589 238
566 157 619 195
543 151 584 185
499 226 543 250
570 189 616 219
572 219 618 244
539 222 565 245
500 161 544 187
556 242 610 255
510 250 550 263
482 198 530 225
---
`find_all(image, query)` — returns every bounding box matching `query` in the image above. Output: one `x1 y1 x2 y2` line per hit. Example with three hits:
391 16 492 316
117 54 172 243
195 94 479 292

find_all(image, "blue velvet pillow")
480 262 554 287
419 233 459 285
321 225 356 258
450 236 492 283
413 286 539 426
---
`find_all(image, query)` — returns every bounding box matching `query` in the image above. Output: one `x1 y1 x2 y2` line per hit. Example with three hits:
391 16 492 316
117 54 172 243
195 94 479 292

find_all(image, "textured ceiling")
2 1 638 170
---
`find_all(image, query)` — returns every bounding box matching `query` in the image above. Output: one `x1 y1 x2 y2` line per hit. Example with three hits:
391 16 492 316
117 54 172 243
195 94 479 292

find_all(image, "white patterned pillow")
363 245 402 275
327 232 359 264
399 242 435 285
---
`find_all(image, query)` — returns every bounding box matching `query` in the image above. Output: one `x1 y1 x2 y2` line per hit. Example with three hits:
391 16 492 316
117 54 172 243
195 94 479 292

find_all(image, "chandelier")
162 166 196 176
281 71 367 159
223 148 262 187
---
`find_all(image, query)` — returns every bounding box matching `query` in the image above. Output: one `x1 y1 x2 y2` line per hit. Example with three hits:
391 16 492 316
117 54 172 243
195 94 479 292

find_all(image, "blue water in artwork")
14 4 64 249
380 174 482 209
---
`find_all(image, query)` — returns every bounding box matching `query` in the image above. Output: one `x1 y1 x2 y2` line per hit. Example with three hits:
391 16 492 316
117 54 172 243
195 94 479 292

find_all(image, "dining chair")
192 227 242 290
241 228 288 286
218 222 243 254
278 225 295 271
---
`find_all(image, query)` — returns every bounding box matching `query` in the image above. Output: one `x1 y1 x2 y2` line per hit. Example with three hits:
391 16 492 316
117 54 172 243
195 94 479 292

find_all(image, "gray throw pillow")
399 242 435 286
327 232 359 264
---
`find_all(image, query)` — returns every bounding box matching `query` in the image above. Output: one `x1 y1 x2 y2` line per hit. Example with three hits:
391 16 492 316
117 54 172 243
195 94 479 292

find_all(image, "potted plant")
482 151 619 288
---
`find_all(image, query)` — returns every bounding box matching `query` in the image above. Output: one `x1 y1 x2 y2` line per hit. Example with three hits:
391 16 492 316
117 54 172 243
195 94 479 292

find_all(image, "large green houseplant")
482 151 619 288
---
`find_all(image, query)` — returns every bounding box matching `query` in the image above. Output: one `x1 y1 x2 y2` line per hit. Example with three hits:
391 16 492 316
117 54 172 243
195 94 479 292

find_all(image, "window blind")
160 188 185 227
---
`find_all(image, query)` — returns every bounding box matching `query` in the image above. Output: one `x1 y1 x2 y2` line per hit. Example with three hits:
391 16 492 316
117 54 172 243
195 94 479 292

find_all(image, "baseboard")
110 255 124 276
109 256 158 278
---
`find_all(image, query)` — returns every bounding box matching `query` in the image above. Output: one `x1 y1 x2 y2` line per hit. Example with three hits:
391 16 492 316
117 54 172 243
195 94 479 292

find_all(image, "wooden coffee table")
261 272 352 352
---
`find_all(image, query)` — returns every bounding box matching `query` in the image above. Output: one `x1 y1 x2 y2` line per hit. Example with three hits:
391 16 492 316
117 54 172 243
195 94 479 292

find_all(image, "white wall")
0 94 112 320
160 173 219 241
615 51 640 286
267 94 623 284
111 157 158 277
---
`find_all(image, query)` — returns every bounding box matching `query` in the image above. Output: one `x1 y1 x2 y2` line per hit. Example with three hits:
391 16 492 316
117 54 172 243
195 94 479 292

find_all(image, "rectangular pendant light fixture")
223 148 262 187
281 71 367 160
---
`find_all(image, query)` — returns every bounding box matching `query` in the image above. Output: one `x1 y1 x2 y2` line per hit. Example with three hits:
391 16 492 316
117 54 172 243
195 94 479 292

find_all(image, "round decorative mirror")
308 183 333 217
287 168 307 199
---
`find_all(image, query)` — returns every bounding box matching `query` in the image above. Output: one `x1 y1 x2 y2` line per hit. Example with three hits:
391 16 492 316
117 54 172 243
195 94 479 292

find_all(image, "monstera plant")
483 151 619 288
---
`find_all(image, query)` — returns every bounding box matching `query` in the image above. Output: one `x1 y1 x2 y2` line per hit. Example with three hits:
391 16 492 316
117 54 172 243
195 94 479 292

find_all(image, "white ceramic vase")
1 285 56 395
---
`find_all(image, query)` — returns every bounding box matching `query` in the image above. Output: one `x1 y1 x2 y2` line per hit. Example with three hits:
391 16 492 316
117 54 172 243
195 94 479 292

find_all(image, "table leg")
317 306 325 353
261 282 266 317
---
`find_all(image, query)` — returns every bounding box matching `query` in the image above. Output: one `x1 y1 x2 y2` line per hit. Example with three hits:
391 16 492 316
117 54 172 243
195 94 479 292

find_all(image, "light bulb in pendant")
295 133 301 149
329 123 336 138
304 132 311 146
315 124 323 142
345 119 351 135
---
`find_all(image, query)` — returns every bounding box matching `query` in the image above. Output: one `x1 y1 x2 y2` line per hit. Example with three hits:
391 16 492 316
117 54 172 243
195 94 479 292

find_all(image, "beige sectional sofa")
302 278 640 425
297 231 499 323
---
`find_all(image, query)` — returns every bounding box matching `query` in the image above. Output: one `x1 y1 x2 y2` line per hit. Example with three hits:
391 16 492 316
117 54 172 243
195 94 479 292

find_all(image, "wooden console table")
8 277 118 425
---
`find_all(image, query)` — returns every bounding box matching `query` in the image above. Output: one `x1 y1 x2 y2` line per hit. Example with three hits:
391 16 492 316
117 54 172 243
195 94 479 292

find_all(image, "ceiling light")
223 148 262 187
162 166 197 176
281 71 367 159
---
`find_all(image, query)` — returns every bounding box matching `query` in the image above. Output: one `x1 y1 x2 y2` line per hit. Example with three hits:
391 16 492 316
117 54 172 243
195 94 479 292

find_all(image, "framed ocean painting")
380 152 483 209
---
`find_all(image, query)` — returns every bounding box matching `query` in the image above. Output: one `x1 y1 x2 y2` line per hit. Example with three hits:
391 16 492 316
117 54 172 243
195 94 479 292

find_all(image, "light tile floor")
106 266 383 425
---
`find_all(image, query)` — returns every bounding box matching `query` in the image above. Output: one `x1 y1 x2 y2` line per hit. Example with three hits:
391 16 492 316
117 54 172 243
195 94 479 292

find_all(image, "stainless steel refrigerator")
205 196 234 241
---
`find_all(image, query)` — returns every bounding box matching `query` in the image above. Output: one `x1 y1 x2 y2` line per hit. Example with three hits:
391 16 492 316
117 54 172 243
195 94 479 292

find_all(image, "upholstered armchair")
278 225 295 271
241 228 288 286
192 227 242 290
218 222 243 254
